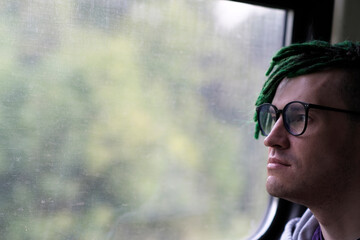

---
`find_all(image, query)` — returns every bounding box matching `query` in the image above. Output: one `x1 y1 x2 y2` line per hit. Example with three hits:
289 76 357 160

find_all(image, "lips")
267 157 291 169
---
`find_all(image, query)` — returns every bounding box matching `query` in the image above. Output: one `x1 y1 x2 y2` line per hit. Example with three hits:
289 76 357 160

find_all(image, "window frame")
227 0 334 239
233 0 334 43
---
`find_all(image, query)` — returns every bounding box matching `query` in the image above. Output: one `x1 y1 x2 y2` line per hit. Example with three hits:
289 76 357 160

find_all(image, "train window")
1 0 287 239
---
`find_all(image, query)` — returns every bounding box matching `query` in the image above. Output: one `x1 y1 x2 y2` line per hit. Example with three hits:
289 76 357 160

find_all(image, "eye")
286 112 306 131
286 111 305 122
293 114 306 122
285 102 306 124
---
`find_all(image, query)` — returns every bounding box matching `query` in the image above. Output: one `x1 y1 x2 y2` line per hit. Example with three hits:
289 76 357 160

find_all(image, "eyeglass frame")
256 100 360 136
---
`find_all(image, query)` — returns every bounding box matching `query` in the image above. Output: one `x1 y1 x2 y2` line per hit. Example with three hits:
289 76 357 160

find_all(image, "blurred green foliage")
0 0 283 239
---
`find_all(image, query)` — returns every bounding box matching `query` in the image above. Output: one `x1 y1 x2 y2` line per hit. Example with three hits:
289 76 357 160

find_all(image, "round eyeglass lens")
259 104 277 136
284 102 306 135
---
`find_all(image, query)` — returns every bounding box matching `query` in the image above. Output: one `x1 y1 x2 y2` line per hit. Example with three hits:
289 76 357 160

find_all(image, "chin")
266 175 290 198
266 178 308 205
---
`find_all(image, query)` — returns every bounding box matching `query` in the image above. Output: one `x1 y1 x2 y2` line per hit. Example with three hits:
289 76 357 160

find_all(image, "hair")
254 40 360 139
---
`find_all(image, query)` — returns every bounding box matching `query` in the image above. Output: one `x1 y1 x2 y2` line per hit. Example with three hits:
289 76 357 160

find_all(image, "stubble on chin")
266 175 284 197
265 175 298 201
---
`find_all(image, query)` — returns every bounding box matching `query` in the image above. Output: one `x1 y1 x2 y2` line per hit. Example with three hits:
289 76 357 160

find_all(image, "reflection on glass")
0 0 285 239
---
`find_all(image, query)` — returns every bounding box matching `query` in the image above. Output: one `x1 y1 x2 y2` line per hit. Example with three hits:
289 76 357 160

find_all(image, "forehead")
272 69 346 108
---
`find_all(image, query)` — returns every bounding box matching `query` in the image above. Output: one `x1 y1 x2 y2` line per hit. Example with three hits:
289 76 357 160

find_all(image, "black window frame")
235 0 334 43
226 0 334 239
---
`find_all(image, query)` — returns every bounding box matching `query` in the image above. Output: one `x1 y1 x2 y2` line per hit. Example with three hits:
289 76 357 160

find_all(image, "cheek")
292 135 335 175
296 130 351 180
300 120 345 162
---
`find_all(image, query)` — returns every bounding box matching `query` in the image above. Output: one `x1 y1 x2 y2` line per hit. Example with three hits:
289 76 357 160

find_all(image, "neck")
309 186 360 240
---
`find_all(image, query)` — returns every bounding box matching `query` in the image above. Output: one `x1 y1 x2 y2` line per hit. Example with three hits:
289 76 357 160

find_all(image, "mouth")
267 157 291 169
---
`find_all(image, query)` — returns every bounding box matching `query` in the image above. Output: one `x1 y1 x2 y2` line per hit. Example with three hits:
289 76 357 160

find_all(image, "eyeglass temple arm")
308 103 360 115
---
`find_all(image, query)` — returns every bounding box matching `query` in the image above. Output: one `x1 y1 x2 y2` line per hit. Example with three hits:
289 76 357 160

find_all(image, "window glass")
0 0 285 239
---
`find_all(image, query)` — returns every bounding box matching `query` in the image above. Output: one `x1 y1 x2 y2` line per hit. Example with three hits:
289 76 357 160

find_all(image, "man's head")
254 40 360 139
255 41 360 206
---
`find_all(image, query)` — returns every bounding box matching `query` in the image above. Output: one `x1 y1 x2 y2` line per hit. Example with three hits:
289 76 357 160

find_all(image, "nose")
263 115 290 149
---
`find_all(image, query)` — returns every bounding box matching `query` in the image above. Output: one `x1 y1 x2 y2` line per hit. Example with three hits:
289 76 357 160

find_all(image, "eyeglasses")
256 101 360 136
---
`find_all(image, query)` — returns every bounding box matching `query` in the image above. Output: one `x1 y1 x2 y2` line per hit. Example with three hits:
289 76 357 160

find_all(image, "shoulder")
280 209 319 240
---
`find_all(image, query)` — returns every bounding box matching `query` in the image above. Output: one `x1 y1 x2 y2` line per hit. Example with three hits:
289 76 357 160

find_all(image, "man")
254 41 360 240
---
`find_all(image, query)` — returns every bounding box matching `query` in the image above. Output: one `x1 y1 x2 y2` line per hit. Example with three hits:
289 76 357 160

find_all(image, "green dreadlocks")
254 40 360 139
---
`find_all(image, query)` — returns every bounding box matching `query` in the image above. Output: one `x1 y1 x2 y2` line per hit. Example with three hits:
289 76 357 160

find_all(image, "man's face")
264 70 360 206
